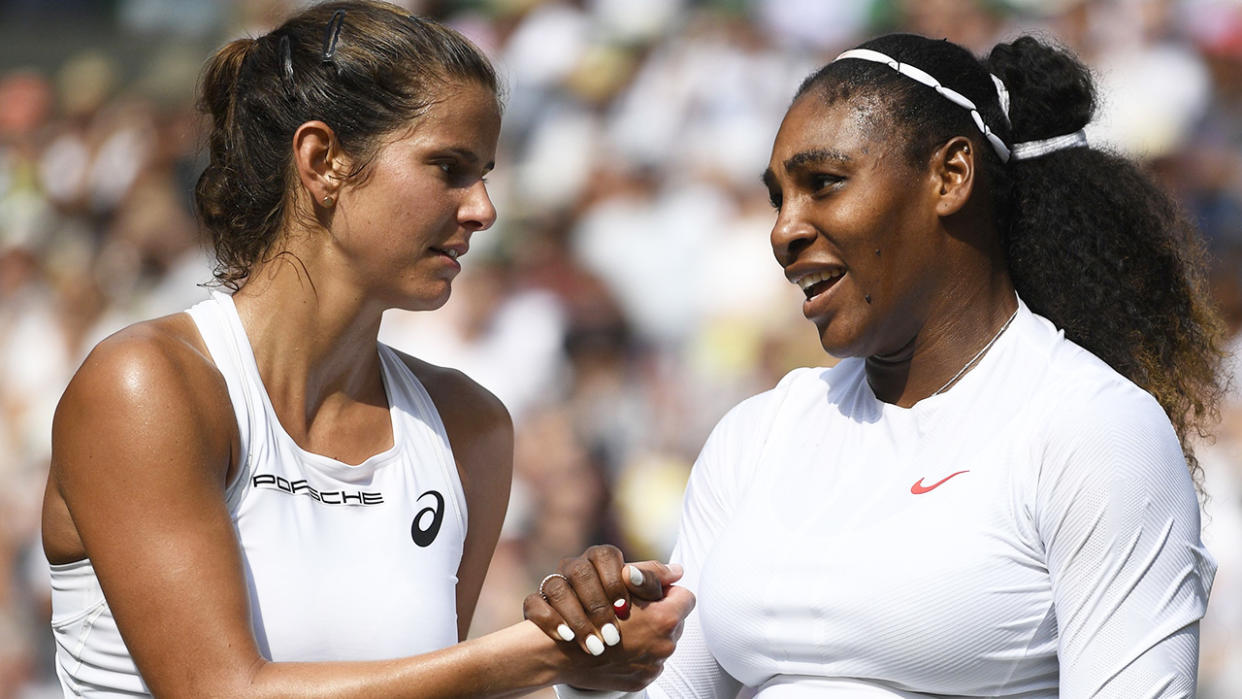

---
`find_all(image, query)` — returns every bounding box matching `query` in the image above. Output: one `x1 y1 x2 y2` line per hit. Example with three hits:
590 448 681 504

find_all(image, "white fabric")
832 49 1011 162
51 291 468 696
560 299 1214 698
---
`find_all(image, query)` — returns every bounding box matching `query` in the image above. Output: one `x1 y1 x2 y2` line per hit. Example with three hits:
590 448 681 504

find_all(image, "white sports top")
50 291 468 696
563 299 1216 698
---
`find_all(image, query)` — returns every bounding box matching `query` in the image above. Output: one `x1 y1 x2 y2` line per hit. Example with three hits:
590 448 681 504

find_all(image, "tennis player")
41 2 692 696
526 33 1223 698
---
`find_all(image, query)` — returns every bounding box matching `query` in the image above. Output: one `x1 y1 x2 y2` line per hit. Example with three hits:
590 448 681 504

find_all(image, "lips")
787 265 847 318
429 242 470 270
794 269 844 300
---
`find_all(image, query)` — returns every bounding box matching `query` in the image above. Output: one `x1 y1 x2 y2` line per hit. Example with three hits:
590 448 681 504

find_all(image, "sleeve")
558 377 797 699
1035 387 1217 697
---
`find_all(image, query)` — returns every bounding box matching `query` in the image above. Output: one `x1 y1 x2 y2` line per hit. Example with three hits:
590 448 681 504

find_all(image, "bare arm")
46 326 690 698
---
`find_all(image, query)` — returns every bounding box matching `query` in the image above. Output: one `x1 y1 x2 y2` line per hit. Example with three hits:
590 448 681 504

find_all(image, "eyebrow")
761 148 851 190
785 148 851 172
441 146 495 172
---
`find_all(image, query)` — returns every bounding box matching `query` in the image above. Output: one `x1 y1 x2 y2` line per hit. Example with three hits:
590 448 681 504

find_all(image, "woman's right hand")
523 545 686 658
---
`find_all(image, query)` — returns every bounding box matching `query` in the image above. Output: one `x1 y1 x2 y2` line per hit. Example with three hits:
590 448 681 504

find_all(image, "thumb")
622 561 683 600
662 584 697 616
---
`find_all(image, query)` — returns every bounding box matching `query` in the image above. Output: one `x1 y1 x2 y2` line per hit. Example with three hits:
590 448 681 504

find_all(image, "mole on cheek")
865 294 872 304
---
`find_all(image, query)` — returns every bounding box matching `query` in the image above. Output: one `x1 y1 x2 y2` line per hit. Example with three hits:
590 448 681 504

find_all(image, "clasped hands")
523 545 695 692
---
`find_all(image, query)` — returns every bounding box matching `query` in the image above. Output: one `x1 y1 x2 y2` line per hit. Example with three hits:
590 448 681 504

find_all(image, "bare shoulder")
389 347 512 439
45 313 238 562
386 348 513 485
51 314 236 489
60 314 229 429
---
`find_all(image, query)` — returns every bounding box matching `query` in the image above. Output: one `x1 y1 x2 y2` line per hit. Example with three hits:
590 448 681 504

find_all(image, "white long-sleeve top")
566 300 1215 698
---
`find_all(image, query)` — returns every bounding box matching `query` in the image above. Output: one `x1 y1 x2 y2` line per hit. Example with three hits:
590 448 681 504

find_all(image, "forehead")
393 81 501 151
769 91 901 171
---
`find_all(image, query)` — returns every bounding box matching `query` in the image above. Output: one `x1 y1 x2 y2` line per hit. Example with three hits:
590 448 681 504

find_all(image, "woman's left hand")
524 544 682 657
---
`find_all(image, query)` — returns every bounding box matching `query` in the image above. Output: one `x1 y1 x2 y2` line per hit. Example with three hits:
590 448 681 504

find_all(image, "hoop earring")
322 195 335 207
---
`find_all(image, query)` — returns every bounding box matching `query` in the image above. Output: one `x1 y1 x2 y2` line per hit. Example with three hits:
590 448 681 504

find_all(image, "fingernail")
669 563 684 576
556 624 575 642
586 634 605 656
601 623 620 646
626 565 644 587
613 597 630 620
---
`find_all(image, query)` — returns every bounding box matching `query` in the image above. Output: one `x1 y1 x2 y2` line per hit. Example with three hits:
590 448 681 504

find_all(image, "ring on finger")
538 572 570 600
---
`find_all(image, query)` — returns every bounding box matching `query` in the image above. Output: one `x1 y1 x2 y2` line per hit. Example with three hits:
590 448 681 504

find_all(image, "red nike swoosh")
910 470 970 494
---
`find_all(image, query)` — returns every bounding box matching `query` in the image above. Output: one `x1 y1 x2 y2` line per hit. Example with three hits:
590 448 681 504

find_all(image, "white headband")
990 73 1010 126
833 48 1011 162
832 49 1090 163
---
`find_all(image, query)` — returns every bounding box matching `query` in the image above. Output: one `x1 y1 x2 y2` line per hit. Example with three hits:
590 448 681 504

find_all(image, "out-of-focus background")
1 0 1240 695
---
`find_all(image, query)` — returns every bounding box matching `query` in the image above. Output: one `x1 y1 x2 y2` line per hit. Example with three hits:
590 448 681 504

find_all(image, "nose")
770 201 815 267
460 179 497 232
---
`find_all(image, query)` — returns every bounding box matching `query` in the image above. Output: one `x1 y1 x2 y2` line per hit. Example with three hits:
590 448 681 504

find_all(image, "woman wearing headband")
41 2 692 696
527 33 1223 697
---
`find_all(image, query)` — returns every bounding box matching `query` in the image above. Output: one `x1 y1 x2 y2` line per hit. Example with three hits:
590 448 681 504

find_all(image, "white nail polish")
601 623 620 646
557 624 575 642
627 565 644 587
613 598 626 610
586 634 605 656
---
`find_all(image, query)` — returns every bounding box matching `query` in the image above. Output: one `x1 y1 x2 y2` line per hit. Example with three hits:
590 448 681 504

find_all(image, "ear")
292 120 348 209
929 136 976 218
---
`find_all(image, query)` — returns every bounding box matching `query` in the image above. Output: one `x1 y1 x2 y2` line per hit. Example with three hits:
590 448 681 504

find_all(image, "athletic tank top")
50 291 468 696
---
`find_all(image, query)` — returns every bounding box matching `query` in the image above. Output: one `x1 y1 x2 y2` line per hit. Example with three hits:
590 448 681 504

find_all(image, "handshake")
522 545 697 693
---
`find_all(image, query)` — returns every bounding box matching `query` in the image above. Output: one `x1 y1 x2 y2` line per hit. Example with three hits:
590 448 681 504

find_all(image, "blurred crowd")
2 0 1241 696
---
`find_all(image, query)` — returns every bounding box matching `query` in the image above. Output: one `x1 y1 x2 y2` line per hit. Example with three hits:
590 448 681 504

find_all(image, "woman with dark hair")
41 2 692 696
527 33 1223 697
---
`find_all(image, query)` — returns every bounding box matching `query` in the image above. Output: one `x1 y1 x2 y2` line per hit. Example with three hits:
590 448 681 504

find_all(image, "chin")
814 320 867 359
388 284 453 312
819 330 895 361
818 339 860 360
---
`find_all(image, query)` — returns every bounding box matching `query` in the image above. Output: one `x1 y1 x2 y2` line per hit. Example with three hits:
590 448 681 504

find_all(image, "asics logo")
411 490 445 547
910 470 970 494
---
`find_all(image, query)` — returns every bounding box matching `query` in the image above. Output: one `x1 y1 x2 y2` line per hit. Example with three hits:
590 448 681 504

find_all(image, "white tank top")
50 291 468 696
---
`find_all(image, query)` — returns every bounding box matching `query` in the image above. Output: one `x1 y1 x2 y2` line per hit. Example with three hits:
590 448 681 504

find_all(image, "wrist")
514 619 573 687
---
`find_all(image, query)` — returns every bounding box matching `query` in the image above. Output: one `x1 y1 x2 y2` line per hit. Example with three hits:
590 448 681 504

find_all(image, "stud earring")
322 195 335 207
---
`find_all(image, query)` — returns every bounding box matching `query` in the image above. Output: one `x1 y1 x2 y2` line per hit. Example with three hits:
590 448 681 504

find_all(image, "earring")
322 195 335 207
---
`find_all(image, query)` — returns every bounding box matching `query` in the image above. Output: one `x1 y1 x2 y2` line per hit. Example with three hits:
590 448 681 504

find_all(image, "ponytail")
194 37 289 291
989 37 1226 482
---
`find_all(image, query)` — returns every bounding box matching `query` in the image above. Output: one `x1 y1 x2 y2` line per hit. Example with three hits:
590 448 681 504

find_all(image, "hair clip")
321 9 346 63
279 35 295 85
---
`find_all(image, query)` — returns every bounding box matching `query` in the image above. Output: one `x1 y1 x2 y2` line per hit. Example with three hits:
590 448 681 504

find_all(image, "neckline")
863 297 1030 415
214 291 402 471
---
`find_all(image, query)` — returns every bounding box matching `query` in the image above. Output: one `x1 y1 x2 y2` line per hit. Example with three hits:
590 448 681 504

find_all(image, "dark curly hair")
194 0 499 290
796 34 1226 484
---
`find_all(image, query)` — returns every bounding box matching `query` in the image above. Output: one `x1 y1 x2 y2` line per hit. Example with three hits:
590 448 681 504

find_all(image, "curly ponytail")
796 33 1227 483
988 37 1226 481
